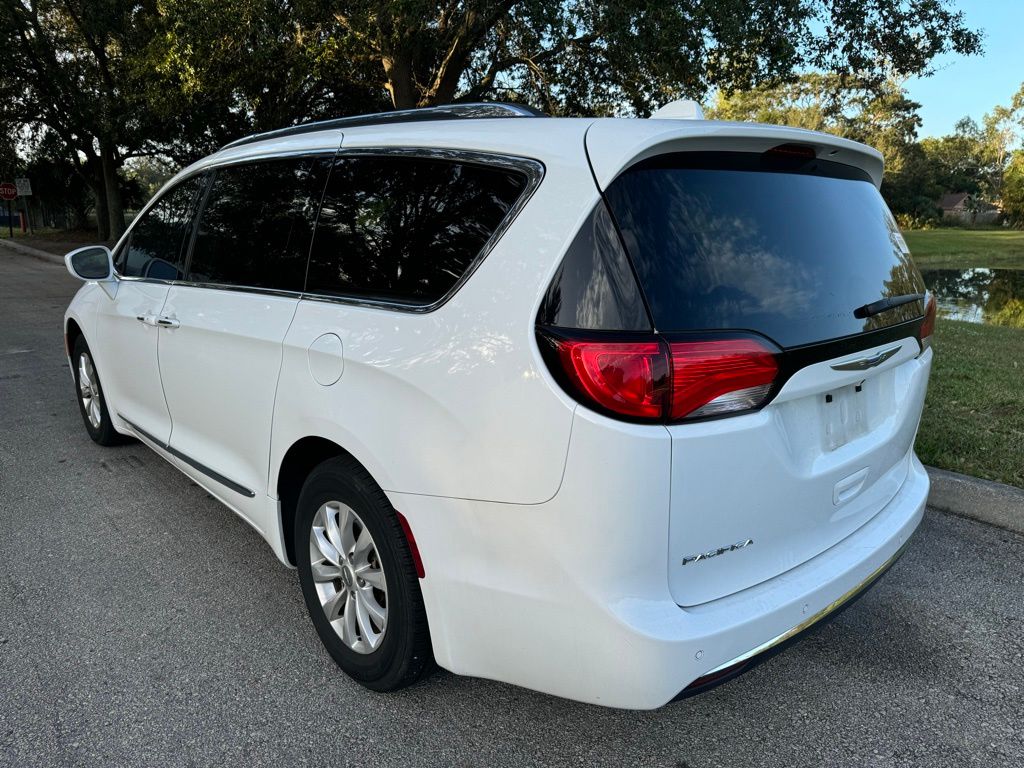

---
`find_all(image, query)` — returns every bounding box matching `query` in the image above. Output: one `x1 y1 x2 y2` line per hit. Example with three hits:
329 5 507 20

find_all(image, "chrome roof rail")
220 103 547 151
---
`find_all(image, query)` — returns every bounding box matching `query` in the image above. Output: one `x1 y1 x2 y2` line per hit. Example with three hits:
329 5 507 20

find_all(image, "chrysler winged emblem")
830 345 901 372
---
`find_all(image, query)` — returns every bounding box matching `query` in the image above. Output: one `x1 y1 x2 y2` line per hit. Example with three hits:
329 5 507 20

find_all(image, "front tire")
72 336 124 446
295 455 433 691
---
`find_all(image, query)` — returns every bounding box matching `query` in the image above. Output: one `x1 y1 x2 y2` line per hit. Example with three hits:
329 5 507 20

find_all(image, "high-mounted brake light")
764 143 816 160
540 332 779 423
919 294 936 349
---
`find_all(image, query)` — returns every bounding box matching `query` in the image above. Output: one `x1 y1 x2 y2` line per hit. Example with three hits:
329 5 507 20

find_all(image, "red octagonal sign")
0 182 16 201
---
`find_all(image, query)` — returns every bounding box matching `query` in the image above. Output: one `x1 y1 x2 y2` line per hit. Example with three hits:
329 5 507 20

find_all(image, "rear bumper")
390 421 928 710
672 531 912 701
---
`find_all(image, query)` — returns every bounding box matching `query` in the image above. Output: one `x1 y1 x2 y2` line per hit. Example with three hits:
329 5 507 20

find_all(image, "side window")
115 175 205 280
187 157 327 291
306 155 529 305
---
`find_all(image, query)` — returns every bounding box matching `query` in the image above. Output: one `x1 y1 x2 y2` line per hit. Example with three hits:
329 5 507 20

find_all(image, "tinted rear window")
306 155 528 306
604 153 926 348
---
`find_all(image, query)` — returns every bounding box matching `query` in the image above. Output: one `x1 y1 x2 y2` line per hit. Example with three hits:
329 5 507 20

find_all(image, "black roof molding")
220 103 548 152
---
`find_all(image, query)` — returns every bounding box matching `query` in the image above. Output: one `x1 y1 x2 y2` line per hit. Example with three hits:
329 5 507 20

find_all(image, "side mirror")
65 246 114 282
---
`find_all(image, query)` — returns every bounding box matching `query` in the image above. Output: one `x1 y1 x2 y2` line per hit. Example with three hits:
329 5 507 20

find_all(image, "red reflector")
396 511 425 579
668 339 779 419
555 340 668 419
919 294 937 342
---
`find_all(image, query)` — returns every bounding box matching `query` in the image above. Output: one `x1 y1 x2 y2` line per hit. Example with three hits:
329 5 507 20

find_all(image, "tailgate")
667 337 931 606
587 123 933 606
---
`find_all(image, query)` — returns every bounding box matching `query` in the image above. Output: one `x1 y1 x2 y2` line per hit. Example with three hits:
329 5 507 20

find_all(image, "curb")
0 237 65 266
927 466 1024 535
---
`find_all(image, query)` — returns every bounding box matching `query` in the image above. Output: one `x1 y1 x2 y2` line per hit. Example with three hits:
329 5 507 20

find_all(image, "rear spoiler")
585 119 885 189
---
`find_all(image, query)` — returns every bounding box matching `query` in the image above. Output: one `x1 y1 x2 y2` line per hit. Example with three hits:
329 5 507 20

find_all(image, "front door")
93 174 207 444
157 155 327 529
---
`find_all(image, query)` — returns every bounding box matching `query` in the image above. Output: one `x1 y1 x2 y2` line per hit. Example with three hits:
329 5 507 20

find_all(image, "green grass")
903 229 1024 269
916 319 1024 488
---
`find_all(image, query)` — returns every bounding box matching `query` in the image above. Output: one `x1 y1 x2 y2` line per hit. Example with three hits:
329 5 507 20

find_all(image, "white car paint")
64 107 930 708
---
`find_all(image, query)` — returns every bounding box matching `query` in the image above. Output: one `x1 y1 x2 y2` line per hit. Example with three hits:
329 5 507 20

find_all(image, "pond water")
919 268 1024 328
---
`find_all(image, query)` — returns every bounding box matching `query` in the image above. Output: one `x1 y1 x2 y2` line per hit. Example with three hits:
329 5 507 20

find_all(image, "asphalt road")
2 245 1022 768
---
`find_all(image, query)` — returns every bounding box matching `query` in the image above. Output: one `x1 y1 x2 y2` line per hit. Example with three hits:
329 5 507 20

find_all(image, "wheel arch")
65 316 84 358
276 436 372 566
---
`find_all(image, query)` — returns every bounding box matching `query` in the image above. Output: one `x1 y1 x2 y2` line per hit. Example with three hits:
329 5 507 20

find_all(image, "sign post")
0 182 16 238
15 178 32 234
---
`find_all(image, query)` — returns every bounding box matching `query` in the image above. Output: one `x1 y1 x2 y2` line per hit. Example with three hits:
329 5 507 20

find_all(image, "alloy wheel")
78 352 102 429
309 501 388 654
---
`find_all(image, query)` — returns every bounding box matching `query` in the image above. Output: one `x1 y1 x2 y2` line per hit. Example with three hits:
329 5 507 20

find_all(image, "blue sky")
903 0 1023 139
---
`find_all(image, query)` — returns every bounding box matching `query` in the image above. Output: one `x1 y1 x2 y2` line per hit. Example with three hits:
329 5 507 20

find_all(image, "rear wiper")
853 293 925 319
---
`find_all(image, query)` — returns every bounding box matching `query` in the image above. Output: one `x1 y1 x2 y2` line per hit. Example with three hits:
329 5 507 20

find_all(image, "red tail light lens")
668 339 779 419
919 294 936 348
554 340 669 419
541 333 779 422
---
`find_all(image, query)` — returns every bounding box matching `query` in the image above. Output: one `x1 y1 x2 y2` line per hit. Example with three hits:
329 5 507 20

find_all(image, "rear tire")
71 336 124 446
295 455 433 691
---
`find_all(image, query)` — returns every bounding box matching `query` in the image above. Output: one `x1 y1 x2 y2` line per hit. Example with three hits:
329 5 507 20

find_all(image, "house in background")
938 192 1001 225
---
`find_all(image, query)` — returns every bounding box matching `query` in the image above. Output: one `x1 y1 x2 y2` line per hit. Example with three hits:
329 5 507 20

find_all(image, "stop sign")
0 182 16 201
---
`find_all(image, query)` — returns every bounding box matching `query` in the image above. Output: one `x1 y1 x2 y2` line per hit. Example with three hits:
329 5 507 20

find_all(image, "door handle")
135 314 179 329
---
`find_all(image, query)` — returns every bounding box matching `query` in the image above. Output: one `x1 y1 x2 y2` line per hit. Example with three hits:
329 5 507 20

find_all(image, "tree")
135 0 390 162
148 1 983 117
0 0 987 239
921 83 1024 212
1003 150 1024 227
319 1 982 113
920 119 986 197
0 0 160 239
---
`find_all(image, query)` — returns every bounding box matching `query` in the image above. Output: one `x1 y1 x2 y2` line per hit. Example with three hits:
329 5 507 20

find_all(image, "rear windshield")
604 152 925 348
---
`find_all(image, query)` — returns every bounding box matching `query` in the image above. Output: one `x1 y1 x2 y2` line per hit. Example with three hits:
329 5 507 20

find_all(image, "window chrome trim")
115 148 545 315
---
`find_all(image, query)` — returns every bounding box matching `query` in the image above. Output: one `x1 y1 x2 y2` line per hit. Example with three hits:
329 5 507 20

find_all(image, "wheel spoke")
312 526 341 564
341 592 358 646
355 592 379 645
324 589 346 622
311 561 342 582
351 526 374 566
356 586 386 627
324 504 346 557
340 512 357 557
355 564 386 590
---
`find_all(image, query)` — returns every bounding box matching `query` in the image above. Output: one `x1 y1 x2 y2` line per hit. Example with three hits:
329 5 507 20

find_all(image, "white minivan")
63 101 935 709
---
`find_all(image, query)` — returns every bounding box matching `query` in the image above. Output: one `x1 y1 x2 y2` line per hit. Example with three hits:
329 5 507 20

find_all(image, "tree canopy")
0 0 988 238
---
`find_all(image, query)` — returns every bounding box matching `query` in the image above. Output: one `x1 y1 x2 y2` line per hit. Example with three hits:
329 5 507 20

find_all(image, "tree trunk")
100 140 126 240
90 170 110 241
382 52 419 109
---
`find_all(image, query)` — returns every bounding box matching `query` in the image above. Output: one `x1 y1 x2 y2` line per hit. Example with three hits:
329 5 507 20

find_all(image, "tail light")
668 339 779 419
539 331 779 423
918 294 936 350
554 340 669 419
